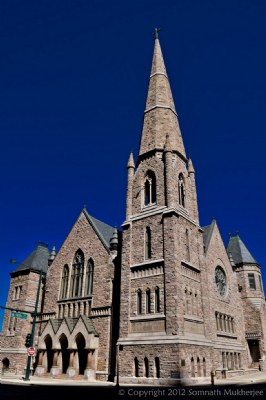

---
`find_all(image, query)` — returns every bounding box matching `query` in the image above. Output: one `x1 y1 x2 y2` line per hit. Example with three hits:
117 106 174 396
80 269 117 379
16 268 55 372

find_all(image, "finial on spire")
127 151 135 169
153 27 161 39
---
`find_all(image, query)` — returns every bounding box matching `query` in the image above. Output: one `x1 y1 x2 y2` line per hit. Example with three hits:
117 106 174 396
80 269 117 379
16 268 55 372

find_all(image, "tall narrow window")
85 259 94 295
203 358 206 377
144 357 149 378
155 357 160 378
146 288 151 313
144 171 156 206
197 357 201 377
259 275 263 292
71 250 84 298
137 289 142 314
134 357 139 377
60 265 69 299
178 173 185 207
185 229 190 261
155 287 160 313
145 227 152 259
248 273 256 290
191 357 195 377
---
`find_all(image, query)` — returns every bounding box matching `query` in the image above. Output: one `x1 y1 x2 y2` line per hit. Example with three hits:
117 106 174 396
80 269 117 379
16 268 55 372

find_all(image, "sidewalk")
0 374 116 386
1 371 266 387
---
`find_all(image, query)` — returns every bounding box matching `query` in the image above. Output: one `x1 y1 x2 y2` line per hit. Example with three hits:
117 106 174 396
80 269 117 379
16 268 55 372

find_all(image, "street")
1 381 266 400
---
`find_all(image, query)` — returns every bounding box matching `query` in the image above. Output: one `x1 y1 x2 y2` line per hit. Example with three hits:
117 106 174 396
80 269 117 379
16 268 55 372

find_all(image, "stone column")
84 350 95 381
50 350 60 377
35 350 45 376
37 350 44 367
69 350 74 367
52 351 58 367
67 350 77 378
87 350 93 369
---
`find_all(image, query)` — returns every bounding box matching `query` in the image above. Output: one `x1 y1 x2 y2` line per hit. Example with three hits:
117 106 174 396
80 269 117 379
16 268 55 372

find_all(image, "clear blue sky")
1 0 266 329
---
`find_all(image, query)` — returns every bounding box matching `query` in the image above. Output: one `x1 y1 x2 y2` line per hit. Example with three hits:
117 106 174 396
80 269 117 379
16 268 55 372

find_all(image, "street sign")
28 347 35 356
11 311 28 319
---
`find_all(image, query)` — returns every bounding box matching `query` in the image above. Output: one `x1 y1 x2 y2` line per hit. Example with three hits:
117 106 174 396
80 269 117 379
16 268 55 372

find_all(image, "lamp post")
9 259 43 381
116 343 119 387
24 269 43 380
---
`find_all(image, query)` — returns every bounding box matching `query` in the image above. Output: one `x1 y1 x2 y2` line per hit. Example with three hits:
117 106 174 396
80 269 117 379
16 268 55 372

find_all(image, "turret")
126 152 135 219
48 245 56 266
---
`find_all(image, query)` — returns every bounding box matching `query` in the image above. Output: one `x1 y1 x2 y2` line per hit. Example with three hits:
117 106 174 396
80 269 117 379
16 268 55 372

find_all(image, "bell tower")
119 32 204 382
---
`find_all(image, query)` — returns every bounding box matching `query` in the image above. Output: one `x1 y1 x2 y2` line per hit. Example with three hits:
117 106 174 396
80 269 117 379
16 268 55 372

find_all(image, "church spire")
138 31 186 161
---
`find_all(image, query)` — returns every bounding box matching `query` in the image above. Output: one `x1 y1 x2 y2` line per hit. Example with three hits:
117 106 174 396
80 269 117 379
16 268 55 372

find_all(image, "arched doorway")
59 334 69 374
2 358 10 373
76 333 86 375
44 335 53 373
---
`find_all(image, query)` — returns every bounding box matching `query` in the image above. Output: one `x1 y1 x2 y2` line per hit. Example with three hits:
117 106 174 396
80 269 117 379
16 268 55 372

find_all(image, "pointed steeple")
127 151 135 169
188 157 195 174
227 234 257 265
138 33 186 161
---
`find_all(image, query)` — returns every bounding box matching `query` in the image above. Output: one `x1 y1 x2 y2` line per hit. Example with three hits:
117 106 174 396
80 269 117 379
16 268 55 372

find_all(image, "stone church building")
1 34 266 384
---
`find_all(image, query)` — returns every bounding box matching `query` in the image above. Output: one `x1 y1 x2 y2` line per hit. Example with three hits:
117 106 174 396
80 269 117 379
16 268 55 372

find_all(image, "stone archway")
2 358 10 373
44 335 53 373
76 333 86 375
59 333 69 373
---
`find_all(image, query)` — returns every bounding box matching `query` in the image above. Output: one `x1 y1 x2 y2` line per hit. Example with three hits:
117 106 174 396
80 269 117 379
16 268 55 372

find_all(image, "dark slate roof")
65 317 79 333
12 242 50 274
202 219 216 252
51 316 97 335
50 319 63 334
227 235 257 265
83 209 115 249
80 315 98 335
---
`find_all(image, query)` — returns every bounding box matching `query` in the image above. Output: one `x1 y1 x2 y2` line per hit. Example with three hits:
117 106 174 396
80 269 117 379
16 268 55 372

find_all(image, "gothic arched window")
185 229 190 261
60 264 69 299
144 357 149 378
191 357 195 377
70 250 84 298
134 357 139 377
137 289 142 314
155 286 160 313
144 171 156 206
146 288 151 313
145 227 152 259
85 258 94 295
155 357 160 378
178 173 185 207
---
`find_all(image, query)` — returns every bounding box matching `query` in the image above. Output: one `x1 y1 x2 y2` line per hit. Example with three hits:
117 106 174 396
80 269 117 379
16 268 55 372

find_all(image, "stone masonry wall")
43 210 115 376
0 270 45 374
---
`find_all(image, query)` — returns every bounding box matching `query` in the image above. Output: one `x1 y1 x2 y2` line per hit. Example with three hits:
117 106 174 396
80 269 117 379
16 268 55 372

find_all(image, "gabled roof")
11 242 50 275
202 219 216 252
50 318 63 334
48 316 97 335
65 317 79 333
80 315 98 336
227 234 257 265
83 209 115 250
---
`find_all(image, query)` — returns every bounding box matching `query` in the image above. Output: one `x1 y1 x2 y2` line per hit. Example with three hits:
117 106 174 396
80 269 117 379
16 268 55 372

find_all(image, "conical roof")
11 241 50 275
227 234 257 265
138 35 186 160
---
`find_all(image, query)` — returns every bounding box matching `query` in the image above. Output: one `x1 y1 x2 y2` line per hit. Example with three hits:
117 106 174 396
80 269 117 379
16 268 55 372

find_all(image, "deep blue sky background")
1 0 266 329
